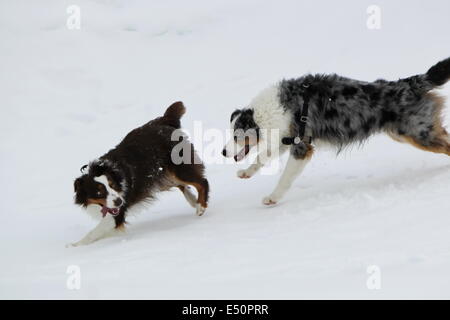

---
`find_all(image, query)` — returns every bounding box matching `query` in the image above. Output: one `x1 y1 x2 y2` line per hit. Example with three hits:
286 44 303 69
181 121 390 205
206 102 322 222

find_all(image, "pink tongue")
101 206 120 217
101 206 109 217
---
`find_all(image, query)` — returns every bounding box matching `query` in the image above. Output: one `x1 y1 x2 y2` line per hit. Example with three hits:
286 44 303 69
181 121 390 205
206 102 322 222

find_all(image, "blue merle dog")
222 57 450 205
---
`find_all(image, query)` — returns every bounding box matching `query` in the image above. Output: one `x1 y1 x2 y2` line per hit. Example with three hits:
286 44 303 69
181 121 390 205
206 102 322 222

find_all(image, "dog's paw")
196 204 206 216
66 239 91 247
237 169 253 179
262 195 278 206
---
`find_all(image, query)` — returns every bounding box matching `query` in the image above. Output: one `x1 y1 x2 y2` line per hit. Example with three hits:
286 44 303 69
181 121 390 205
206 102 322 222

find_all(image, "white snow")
1 0 450 299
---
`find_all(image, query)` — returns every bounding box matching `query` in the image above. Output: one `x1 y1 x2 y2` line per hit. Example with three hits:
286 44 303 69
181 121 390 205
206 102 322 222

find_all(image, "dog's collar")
282 83 313 146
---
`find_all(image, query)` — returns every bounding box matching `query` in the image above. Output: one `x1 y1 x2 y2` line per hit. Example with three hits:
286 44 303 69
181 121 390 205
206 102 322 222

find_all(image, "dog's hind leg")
388 92 450 156
262 144 314 205
67 214 122 247
177 185 197 208
389 131 450 156
170 163 209 216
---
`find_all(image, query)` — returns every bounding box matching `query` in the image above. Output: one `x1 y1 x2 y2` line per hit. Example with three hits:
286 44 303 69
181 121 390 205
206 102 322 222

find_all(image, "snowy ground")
1 0 450 299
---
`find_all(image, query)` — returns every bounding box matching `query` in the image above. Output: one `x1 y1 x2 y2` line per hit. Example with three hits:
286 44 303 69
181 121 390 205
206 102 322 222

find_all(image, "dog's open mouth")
100 205 120 217
234 144 251 162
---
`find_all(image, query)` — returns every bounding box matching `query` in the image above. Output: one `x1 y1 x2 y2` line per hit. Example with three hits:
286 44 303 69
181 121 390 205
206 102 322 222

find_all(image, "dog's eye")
95 183 106 197
95 190 106 198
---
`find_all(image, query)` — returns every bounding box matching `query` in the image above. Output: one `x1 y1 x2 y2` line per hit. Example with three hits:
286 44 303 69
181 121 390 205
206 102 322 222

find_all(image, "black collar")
282 83 312 146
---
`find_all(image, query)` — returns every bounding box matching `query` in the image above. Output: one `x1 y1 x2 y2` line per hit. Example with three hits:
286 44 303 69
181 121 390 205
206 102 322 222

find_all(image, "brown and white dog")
70 102 209 246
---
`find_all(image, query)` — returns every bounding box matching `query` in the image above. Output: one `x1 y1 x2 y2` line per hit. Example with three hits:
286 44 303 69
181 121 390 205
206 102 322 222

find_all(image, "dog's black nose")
114 198 123 207
222 149 227 157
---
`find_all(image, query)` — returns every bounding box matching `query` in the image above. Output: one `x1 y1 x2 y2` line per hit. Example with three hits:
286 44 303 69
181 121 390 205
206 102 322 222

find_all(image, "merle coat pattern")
223 57 450 205
279 57 450 159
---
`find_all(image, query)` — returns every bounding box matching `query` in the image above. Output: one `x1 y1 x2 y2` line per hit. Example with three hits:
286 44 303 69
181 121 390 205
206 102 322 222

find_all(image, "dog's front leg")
67 215 119 247
237 157 264 179
262 152 311 205
238 145 288 179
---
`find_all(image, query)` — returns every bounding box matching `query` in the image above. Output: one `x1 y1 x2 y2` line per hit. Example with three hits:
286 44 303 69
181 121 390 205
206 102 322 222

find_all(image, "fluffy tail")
426 57 450 87
164 101 186 119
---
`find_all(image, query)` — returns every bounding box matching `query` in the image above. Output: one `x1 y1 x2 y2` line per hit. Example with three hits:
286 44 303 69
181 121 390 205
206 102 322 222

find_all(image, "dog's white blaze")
94 175 123 208
224 115 241 157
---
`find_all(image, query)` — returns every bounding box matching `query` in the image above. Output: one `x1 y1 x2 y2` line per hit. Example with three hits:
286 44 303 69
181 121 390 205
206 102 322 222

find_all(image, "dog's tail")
159 101 186 129
425 57 450 87
403 57 450 93
164 101 186 119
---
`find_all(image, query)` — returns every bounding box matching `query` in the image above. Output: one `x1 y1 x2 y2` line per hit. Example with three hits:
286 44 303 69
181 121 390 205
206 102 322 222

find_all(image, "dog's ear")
74 177 83 193
235 108 258 132
230 109 241 122
90 162 106 177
